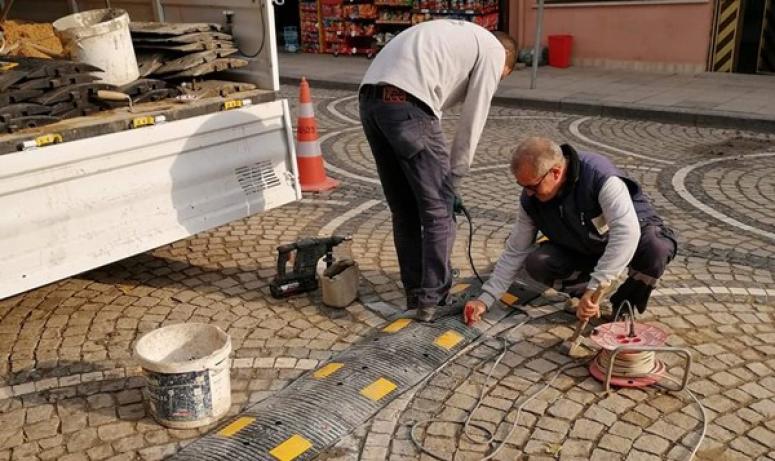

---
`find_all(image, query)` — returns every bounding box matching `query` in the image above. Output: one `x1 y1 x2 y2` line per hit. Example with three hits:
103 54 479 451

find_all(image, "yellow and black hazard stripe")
710 0 742 72
758 0 775 73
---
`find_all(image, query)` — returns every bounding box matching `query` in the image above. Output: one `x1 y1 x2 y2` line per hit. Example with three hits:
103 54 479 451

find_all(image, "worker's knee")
631 225 677 278
524 246 567 285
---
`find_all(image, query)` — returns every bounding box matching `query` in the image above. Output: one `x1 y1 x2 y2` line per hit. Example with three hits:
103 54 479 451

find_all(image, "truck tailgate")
0 99 301 299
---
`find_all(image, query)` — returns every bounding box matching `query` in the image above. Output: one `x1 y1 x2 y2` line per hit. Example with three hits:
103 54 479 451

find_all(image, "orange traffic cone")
296 77 338 192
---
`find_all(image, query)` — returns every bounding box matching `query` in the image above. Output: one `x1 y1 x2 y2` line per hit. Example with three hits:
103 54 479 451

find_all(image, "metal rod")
529 0 544 89
67 0 79 13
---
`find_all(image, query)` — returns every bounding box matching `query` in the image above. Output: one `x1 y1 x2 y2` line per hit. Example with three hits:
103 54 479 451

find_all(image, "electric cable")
460 204 484 284
408 304 709 461
237 4 266 58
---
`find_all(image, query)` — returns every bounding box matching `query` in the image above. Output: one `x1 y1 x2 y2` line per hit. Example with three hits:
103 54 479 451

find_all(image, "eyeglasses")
519 168 552 192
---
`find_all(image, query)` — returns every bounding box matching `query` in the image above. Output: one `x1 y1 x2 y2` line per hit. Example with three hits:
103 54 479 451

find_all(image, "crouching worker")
464 136 677 325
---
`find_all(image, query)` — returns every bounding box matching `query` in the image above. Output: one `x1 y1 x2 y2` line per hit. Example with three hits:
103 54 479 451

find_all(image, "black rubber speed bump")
169 281 540 461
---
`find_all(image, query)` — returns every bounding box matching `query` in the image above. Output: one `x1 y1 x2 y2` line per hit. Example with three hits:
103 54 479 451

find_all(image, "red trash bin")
548 35 573 68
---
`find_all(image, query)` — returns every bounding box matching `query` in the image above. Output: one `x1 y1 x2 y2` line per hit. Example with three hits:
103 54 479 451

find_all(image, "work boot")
416 295 465 322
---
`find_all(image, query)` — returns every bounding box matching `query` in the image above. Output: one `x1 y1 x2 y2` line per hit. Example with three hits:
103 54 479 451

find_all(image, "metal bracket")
604 345 693 393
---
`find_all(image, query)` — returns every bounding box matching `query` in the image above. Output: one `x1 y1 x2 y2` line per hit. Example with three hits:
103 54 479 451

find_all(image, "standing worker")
464 137 678 325
359 20 517 321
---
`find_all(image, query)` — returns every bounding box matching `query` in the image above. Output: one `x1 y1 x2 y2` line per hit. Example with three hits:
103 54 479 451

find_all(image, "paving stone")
597 395 636 415
590 448 622 461
536 416 571 435
597 434 633 454
25 404 55 424
547 400 583 420
67 428 100 452
24 417 60 441
633 434 670 455
730 436 768 457
86 444 115 460
584 406 618 427
610 421 642 440
747 426 775 449
569 419 604 440
715 414 749 435
138 443 178 461
97 423 134 442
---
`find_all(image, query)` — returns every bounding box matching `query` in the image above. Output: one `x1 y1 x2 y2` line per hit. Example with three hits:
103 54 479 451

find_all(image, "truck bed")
0 88 277 155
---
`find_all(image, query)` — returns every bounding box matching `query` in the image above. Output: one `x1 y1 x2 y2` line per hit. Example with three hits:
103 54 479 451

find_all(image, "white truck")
0 0 301 299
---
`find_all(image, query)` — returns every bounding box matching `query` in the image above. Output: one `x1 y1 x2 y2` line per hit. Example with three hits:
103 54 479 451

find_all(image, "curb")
280 76 775 133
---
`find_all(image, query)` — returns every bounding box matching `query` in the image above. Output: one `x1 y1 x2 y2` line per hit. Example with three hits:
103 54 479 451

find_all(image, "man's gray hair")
510 137 564 176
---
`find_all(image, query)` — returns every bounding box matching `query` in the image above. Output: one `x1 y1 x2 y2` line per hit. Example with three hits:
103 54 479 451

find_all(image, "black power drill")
269 236 351 298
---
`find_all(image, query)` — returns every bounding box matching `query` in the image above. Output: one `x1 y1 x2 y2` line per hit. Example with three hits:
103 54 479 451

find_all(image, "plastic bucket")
53 8 139 85
321 259 360 308
134 323 232 429
548 34 573 68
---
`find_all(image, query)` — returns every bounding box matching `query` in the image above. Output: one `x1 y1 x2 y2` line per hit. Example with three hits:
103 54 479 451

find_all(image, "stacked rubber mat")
0 56 173 133
131 22 249 80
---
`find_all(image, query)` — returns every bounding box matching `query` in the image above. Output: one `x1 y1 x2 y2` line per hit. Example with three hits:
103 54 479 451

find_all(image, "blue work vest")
521 144 659 256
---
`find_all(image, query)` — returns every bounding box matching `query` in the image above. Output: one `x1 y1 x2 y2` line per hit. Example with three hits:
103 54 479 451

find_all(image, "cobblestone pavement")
1 85 775 461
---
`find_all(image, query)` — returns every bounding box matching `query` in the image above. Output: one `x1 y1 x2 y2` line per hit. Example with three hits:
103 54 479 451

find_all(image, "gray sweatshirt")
361 20 505 184
478 177 640 307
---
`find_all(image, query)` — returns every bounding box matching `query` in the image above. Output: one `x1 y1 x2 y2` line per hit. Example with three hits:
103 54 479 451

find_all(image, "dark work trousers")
524 224 678 313
358 85 455 309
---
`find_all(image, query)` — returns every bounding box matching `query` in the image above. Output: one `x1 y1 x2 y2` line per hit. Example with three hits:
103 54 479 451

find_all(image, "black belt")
360 84 434 115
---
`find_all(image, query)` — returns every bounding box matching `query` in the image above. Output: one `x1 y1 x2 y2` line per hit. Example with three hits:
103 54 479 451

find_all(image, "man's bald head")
510 137 564 177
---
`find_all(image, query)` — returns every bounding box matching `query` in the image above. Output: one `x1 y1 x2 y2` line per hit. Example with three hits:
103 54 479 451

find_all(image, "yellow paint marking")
223 99 245 110
434 330 464 350
449 283 470 295
35 133 63 147
313 362 343 379
218 416 255 437
360 377 397 401
382 318 412 333
500 293 519 306
131 116 156 129
269 434 312 461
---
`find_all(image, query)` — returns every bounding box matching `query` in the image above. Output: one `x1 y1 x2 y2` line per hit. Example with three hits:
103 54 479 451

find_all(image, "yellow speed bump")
500 293 519 307
360 377 397 401
434 330 464 350
269 434 312 461
313 362 343 379
449 283 470 295
217 416 255 437
382 318 411 333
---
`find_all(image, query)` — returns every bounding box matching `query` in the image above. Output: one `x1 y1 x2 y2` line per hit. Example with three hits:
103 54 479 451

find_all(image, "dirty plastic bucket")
321 259 360 308
134 323 232 429
548 34 573 68
53 8 139 85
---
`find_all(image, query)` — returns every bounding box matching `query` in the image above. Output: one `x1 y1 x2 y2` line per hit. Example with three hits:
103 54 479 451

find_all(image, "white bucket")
53 8 139 85
134 323 232 429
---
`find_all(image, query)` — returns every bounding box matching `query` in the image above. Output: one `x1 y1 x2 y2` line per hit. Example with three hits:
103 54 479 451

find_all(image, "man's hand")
464 299 486 325
576 289 601 320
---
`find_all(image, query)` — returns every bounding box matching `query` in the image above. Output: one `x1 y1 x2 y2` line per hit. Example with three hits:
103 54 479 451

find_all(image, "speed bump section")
269 434 312 461
434 330 464 350
313 362 343 379
360 377 397 401
218 416 255 437
166 279 551 461
382 318 412 333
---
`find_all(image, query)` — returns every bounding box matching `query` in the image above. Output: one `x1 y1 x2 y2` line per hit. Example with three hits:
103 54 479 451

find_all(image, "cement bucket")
134 323 232 429
53 8 139 85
